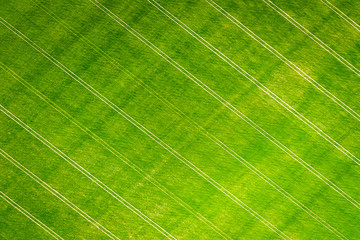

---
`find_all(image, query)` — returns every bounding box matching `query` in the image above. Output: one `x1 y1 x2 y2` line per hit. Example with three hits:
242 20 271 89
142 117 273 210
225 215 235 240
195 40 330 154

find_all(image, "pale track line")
1 53 344 240
142 1 352 237
27 0 352 236
0 63 231 240
84 0 360 214
0 149 120 240
5 4 230 237
320 0 360 33
144 0 360 168
0 21 350 240
1 16 289 240
0 105 176 240
0 17 176 239
0 191 64 240
206 0 360 122
262 0 360 77
31 0 360 216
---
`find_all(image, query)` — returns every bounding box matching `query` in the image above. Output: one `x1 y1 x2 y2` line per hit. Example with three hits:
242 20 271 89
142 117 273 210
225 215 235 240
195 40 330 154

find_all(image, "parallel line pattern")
84 0 360 213
0 62 231 240
144 0 360 167
0 191 64 240
0 104 176 240
1 14 289 240
262 0 360 77
320 0 360 33
206 0 360 121
0 149 120 240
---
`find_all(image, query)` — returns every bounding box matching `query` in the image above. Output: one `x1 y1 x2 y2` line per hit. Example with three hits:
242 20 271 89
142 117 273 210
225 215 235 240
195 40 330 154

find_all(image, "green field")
1 0 360 239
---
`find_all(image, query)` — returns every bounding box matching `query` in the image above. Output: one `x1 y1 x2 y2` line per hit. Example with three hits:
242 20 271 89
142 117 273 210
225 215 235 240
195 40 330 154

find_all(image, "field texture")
1 0 360 239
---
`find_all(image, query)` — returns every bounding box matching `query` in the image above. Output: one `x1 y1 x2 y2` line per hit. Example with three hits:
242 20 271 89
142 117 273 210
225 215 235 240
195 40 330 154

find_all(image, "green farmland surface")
1 0 360 239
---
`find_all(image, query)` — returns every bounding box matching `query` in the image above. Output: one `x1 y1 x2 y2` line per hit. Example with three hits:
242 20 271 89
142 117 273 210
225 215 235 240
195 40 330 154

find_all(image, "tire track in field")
0 61 231 240
0 104 176 240
262 0 360 77
145 0 360 167
206 0 360 122
0 191 64 240
1 15 290 240
320 0 360 33
84 0 360 213
35 0 360 215
0 150 119 240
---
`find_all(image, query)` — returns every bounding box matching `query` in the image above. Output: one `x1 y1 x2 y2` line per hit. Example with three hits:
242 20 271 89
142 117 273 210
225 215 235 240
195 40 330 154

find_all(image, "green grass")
1 0 360 239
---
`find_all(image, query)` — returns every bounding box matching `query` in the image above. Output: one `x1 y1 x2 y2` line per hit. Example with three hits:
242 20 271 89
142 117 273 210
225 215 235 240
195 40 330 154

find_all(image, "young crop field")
1 0 359 239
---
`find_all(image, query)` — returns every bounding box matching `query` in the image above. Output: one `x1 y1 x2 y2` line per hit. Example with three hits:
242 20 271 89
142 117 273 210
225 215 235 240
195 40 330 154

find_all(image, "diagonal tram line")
319 0 360 33
0 17 290 240
262 0 360 77
30 0 360 214
0 149 120 240
1 54 347 239
85 0 360 212
11 2 356 236
0 105 176 240
0 191 64 240
145 0 360 167
88 0 360 171
1 5 353 238
205 0 360 122
0 63 231 240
